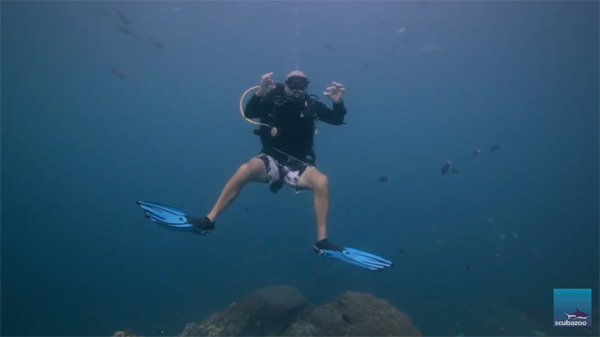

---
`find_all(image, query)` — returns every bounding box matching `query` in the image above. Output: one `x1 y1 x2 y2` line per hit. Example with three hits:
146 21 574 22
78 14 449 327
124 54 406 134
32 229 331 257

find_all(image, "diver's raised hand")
323 82 345 103
255 72 276 97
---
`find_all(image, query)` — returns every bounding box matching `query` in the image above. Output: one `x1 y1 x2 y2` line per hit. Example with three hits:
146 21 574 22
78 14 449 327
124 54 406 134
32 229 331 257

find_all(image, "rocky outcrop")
284 291 420 336
180 285 310 336
112 330 141 337
179 285 420 336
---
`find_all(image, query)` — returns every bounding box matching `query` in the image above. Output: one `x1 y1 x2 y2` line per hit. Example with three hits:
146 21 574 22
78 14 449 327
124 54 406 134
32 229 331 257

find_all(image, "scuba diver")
137 71 392 271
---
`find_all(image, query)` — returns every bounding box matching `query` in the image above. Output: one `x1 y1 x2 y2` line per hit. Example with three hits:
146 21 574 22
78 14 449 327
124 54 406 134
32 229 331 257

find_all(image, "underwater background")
2 1 598 336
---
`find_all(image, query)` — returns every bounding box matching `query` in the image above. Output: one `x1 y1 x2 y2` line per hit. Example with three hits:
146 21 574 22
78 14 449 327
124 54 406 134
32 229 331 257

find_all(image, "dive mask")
285 76 309 91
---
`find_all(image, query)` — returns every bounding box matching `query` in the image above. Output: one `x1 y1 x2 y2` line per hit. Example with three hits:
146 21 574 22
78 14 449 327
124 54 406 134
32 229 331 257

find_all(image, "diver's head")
284 70 310 100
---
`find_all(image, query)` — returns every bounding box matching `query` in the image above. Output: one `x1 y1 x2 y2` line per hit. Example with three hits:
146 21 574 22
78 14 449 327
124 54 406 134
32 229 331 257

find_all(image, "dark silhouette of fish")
115 26 139 40
113 8 130 25
148 37 163 48
111 66 126 79
472 149 480 156
379 175 390 182
322 44 335 51
489 144 501 152
115 25 130 34
341 314 351 324
466 264 471 272
441 161 458 175
441 162 450 174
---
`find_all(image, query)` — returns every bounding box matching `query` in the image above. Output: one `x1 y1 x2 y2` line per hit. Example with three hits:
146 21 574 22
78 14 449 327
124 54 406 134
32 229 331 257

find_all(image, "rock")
284 291 420 336
180 285 310 336
112 329 141 337
179 286 420 336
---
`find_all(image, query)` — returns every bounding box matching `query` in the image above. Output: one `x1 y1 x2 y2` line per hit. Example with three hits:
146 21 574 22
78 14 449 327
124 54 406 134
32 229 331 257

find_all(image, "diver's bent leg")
207 158 267 222
297 167 329 241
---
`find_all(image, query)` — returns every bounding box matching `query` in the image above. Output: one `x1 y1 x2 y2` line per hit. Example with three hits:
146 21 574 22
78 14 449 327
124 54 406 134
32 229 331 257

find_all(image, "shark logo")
564 308 588 320
554 289 592 327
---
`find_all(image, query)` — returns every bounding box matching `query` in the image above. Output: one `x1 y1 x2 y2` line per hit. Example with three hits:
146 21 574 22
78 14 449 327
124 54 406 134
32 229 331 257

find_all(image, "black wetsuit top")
244 84 347 165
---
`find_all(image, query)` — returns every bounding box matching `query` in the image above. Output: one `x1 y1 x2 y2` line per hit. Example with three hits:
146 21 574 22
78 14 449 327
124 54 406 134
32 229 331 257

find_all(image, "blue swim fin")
136 201 214 235
314 239 393 271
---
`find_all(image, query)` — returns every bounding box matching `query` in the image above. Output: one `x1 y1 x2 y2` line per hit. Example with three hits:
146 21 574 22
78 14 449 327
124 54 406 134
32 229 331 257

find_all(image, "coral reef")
284 291 420 336
179 285 420 336
112 329 141 337
181 285 309 336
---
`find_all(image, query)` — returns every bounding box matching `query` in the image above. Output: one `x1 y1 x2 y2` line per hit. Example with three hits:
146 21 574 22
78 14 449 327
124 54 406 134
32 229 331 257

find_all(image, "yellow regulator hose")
239 86 270 127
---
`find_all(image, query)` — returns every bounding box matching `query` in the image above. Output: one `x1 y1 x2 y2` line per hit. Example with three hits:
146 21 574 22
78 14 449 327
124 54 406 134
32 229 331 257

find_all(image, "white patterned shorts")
257 154 312 193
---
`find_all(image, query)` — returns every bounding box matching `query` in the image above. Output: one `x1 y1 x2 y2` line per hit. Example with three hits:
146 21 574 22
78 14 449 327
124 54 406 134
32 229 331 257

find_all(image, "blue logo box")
554 289 592 327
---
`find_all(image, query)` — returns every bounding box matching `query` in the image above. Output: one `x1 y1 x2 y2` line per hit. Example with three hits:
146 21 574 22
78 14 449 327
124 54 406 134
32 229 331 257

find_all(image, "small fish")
157 329 165 335
472 149 480 156
341 313 351 324
148 37 163 48
489 144 501 152
396 27 407 34
113 8 130 25
441 161 451 175
115 25 131 35
466 264 470 272
499 234 506 239
512 232 519 239
115 25 138 39
396 247 404 253
441 161 459 175
111 66 126 79
379 175 390 182
322 44 335 51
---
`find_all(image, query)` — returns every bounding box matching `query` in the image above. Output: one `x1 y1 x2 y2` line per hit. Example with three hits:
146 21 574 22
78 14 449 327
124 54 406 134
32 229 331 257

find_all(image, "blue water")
2 1 598 336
